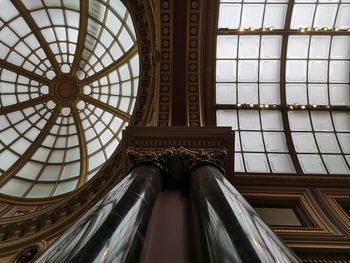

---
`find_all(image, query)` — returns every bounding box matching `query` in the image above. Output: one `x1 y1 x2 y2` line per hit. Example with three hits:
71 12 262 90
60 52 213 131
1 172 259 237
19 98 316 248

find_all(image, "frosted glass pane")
329 61 350 83
239 36 260 58
234 153 245 172
331 37 350 59
330 85 350 105
286 61 307 82
268 154 295 173
316 133 340 153
239 111 260 130
217 36 237 59
241 132 264 151
0 179 30 197
244 153 269 172
89 151 105 170
261 36 282 59
264 132 288 152
238 60 258 82
260 84 281 104
218 4 241 29
289 111 312 131
309 60 328 83
308 84 328 105
61 162 80 179
314 4 337 28
0 150 17 171
48 9 65 25
263 5 287 29
216 110 238 129
260 60 280 82
216 83 236 104
323 155 350 174
292 132 318 153
17 162 42 180
333 112 350 131
311 111 333 131
27 184 54 198
261 111 284 130
40 166 61 181
291 5 315 29
216 60 236 82
338 134 350 154
0 1 18 21
298 154 326 174
238 84 258 104
287 36 309 58
310 36 330 59
335 5 350 29
286 84 307 104
54 180 77 195
241 4 264 28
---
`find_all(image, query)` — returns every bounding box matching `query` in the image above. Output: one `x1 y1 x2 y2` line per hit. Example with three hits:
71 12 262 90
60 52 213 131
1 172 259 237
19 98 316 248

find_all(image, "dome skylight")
0 0 139 198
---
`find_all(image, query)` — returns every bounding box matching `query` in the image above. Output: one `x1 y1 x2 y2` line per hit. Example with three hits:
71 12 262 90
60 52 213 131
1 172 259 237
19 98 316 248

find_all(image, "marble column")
190 160 300 263
36 160 164 263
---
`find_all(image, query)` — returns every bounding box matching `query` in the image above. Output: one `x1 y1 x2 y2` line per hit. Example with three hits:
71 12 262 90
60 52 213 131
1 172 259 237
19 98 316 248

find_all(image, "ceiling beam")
70 0 89 76
70 106 88 188
280 0 303 174
10 0 61 75
218 29 350 36
79 43 138 86
80 95 130 122
0 95 51 115
0 59 50 86
0 105 61 186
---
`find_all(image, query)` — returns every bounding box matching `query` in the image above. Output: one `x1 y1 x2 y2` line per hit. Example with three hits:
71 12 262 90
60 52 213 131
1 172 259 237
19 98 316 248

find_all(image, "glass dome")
216 0 350 175
0 0 139 198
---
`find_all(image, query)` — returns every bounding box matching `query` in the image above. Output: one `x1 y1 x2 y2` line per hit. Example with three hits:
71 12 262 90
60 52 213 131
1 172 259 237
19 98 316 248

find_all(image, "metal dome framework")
0 0 139 198
215 0 350 175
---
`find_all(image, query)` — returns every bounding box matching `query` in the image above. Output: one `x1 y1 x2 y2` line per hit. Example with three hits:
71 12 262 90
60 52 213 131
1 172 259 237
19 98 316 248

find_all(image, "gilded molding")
186 0 203 127
158 0 172 127
242 192 331 234
325 194 350 230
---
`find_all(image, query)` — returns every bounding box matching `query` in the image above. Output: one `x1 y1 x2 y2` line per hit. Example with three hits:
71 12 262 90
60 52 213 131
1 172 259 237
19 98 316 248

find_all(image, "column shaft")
36 164 162 263
190 163 300 263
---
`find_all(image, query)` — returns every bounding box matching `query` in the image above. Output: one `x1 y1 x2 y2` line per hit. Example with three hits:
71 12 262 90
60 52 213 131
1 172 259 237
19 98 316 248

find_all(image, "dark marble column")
190 161 300 263
36 161 163 263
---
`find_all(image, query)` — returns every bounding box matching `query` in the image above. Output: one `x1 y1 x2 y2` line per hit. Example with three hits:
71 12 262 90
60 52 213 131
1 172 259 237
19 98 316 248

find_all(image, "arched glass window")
0 0 139 197
215 0 350 175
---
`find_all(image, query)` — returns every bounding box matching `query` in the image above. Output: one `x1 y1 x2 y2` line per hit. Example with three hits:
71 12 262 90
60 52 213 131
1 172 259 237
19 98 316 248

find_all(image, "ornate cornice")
127 146 227 172
122 126 234 176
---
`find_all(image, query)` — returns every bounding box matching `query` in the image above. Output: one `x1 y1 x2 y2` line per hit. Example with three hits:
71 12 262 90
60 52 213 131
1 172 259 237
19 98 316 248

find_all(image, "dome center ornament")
51 75 80 105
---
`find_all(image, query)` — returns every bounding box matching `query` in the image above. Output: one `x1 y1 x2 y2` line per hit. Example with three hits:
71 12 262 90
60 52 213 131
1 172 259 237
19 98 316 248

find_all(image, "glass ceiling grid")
216 0 350 175
0 0 139 198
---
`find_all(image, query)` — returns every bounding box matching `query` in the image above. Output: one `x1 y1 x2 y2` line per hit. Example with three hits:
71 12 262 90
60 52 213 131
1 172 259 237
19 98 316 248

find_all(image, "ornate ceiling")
215 0 350 175
0 0 139 198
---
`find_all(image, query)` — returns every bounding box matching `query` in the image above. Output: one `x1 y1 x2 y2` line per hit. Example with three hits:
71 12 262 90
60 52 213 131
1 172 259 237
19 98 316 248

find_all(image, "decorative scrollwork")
126 146 228 171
